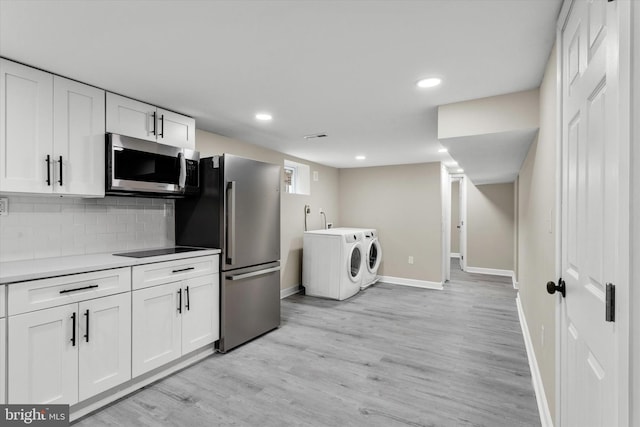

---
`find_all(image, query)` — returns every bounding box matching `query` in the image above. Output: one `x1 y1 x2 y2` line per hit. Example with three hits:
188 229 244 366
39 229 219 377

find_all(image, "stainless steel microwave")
106 133 199 197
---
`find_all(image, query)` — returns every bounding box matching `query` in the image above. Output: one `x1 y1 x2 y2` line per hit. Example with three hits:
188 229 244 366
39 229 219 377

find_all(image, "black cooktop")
113 247 205 258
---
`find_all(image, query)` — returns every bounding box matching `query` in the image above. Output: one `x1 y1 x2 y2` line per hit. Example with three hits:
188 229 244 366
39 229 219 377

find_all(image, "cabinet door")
78 293 131 401
53 76 105 197
132 282 181 377
0 59 53 193
106 92 157 142
181 274 219 354
0 318 5 404
157 108 196 150
8 304 78 405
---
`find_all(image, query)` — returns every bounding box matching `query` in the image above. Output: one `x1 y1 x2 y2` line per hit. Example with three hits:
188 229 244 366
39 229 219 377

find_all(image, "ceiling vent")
303 133 327 140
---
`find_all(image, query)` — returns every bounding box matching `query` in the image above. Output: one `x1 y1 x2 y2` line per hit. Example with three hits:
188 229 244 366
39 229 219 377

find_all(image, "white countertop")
0 248 221 284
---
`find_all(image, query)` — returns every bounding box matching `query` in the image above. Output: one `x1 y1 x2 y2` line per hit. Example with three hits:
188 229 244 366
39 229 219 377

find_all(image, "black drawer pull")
70 312 76 346
172 267 195 274
59 284 99 294
177 288 182 314
83 309 90 343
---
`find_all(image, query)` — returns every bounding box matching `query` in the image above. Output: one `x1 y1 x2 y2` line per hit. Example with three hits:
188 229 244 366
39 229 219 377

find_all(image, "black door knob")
547 278 566 298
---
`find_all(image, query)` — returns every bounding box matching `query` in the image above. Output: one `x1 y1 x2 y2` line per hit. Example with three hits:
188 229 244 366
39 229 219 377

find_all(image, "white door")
0 318 5 404
157 108 196 150
181 275 219 354
0 59 53 193
8 304 78 404
106 92 157 142
78 293 131 401
53 76 106 197
132 282 182 377
559 0 626 425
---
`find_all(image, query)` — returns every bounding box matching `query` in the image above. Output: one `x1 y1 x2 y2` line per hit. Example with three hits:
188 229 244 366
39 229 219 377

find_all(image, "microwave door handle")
226 181 236 265
178 152 186 189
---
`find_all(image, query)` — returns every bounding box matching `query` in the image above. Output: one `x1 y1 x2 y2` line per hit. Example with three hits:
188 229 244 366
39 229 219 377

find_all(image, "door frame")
441 164 452 283
555 0 632 425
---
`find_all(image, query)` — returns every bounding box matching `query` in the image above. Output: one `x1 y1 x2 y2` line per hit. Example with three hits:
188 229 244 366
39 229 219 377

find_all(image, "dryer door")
367 239 382 273
348 243 363 282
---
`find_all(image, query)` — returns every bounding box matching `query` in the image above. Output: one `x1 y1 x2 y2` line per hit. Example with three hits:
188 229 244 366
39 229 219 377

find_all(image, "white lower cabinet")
8 293 131 404
0 317 6 404
132 274 218 377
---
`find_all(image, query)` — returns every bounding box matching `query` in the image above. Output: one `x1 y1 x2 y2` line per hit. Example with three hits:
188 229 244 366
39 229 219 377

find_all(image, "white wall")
516 44 557 417
438 89 540 139
338 163 442 284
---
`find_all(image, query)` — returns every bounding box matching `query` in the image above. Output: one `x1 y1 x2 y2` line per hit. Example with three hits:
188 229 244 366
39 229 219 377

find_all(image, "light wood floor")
76 260 540 426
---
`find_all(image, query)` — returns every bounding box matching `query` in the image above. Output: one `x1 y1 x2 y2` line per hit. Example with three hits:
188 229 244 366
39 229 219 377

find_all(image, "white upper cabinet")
53 76 105 197
0 59 105 197
156 108 196 149
0 59 53 193
105 93 156 143
106 93 195 150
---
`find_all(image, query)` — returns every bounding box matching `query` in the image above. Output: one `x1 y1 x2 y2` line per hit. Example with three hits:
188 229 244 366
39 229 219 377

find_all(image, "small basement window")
284 159 310 195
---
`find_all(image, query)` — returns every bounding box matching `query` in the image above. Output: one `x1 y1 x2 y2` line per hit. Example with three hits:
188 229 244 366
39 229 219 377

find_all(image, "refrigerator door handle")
227 266 281 281
226 180 236 265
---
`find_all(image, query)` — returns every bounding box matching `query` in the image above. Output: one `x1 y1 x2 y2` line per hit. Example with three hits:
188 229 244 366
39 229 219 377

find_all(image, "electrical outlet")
313 171 319 182
304 204 311 214
408 256 414 264
0 197 7 216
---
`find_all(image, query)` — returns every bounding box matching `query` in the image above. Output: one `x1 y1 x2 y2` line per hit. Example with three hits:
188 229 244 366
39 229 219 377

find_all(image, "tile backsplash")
0 195 175 262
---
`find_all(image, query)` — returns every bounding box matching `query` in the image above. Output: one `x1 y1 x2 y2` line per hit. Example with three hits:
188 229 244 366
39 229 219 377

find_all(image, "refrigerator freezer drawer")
220 262 280 352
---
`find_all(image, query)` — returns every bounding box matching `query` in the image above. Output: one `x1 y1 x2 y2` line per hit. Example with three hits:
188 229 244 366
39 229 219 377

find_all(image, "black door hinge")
605 283 615 322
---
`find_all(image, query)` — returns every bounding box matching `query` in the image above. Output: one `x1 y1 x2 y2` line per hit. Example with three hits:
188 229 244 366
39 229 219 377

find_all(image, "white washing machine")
331 228 382 289
302 229 365 300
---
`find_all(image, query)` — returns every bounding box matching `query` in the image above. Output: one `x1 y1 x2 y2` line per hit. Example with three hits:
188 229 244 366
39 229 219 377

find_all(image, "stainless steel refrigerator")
175 154 281 352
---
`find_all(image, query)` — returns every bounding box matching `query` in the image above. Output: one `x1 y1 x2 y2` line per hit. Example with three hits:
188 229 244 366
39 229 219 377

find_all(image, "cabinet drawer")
0 285 5 318
8 268 131 316
132 255 218 291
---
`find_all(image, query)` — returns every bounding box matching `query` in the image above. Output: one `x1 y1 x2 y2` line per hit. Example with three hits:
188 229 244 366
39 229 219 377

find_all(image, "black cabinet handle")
70 312 76 346
159 114 164 138
185 286 190 311
45 155 51 186
83 309 90 343
59 284 98 294
58 155 63 186
172 267 195 274
177 288 182 314
151 111 156 136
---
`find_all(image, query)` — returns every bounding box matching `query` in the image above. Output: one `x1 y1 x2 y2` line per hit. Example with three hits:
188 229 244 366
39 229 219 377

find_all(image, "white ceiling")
0 0 561 174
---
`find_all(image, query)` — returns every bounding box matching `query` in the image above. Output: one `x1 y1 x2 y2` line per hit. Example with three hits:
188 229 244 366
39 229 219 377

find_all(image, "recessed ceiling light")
457 168 464 173
355 155 366 160
446 161 458 167
417 78 442 88
438 148 448 153
255 113 272 121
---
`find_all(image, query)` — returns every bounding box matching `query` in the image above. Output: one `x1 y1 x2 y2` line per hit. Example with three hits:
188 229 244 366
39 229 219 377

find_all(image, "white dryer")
302 229 365 300
360 229 382 289
331 228 382 289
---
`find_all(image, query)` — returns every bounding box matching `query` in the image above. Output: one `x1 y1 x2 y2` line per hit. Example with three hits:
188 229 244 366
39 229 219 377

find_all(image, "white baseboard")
465 266 515 277
516 295 553 427
378 275 443 290
281 284 301 299
512 276 519 290
451 253 461 258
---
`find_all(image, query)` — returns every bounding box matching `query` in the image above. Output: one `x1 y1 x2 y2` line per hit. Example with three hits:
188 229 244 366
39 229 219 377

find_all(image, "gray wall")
517 44 557 417
195 129 340 291
466 181 515 271
337 163 442 284
450 180 460 254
